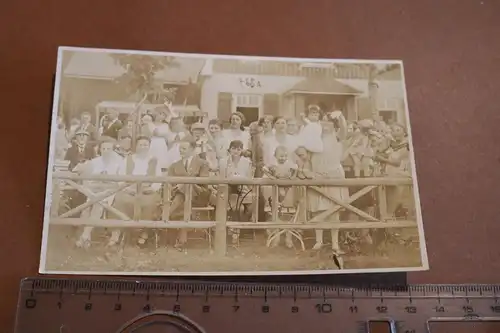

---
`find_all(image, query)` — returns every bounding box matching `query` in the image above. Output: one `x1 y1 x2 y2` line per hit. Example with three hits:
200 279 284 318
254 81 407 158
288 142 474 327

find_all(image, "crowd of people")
53 103 413 255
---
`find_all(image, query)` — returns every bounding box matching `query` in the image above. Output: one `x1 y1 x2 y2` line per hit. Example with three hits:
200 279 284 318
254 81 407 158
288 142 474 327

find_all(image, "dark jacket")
64 144 96 171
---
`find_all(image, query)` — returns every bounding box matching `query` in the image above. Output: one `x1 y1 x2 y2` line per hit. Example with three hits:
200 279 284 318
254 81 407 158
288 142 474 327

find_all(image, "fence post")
377 185 388 220
214 184 228 256
133 182 142 220
162 183 172 221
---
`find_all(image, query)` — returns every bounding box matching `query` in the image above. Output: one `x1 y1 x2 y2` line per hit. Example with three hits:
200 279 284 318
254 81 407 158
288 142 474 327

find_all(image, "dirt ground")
43 226 423 273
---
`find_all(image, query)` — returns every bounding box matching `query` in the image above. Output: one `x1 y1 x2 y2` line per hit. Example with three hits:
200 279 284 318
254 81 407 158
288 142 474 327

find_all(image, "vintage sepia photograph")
39 46 428 275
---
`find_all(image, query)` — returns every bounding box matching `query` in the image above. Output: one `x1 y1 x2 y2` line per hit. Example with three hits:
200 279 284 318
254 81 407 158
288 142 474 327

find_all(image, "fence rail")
49 172 417 256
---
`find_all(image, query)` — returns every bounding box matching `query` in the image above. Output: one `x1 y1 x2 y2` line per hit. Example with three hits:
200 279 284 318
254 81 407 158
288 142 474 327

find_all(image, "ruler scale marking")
15 278 500 333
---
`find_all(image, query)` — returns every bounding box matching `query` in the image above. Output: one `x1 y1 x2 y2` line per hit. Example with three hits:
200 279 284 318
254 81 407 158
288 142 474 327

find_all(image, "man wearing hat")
190 122 217 170
64 129 96 172
76 111 98 144
63 129 96 212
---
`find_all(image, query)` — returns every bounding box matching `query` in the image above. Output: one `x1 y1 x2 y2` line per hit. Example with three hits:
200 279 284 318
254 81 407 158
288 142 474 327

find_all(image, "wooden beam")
50 218 215 228
49 218 417 230
53 172 412 186
214 185 228 256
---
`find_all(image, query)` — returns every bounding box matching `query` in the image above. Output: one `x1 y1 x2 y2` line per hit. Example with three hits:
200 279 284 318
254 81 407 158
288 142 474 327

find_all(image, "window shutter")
263 94 280 117
217 92 232 128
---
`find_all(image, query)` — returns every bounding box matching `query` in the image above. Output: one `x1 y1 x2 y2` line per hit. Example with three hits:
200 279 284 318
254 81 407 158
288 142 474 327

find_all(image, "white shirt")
118 155 162 191
298 121 323 153
219 156 253 178
87 155 122 175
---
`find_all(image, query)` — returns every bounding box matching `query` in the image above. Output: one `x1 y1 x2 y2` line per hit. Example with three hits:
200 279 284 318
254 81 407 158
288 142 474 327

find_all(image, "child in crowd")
263 145 297 204
262 145 298 248
344 119 373 177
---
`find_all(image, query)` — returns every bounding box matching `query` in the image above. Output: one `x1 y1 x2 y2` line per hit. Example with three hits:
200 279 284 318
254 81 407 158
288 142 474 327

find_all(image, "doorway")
236 107 259 126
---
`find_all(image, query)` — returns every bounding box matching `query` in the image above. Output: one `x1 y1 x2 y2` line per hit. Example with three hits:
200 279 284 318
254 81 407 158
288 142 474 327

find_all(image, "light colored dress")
305 130 348 213
164 131 187 168
149 123 170 169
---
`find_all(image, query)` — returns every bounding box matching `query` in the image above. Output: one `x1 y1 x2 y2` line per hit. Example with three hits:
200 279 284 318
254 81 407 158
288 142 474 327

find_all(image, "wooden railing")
50 172 416 256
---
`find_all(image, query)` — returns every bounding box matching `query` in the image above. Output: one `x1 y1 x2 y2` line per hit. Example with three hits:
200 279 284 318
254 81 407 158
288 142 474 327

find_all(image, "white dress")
164 131 187 168
302 125 348 213
149 123 170 169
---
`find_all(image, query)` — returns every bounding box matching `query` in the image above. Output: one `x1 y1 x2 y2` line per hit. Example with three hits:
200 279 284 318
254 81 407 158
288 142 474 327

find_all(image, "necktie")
184 158 189 171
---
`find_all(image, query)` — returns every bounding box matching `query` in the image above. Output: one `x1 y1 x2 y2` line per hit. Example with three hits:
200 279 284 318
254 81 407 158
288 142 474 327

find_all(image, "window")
235 94 261 107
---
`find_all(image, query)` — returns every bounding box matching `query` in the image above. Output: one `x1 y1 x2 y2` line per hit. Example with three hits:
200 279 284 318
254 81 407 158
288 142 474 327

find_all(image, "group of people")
54 103 413 254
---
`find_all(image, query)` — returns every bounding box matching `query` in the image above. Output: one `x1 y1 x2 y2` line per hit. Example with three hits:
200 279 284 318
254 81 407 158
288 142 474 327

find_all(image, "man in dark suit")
64 129 96 212
64 130 96 171
102 109 123 140
76 111 98 144
167 136 210 247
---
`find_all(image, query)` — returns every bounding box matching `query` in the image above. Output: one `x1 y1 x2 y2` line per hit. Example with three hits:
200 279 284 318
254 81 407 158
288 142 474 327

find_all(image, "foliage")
111 54 180 101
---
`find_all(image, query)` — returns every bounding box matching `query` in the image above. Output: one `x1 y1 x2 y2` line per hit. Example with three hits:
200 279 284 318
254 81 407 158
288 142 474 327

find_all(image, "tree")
110 54 180 143
111 54 180 103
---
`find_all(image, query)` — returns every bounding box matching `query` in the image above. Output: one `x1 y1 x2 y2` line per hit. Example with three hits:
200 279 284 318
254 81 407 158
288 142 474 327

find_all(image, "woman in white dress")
141 112 170 170
75 137 123 248
221 112 250 153
259 115 275 140
164 117 188 168
263 116 298 166
301 105 349 255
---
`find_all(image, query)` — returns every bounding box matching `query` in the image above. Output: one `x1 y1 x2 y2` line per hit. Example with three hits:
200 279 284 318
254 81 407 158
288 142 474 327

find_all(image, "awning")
284 77 362 95
64 51 205 84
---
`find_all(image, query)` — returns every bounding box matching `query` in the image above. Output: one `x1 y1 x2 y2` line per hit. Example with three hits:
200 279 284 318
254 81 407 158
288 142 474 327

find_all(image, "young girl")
344 119 373 177
262 145 298 248
219 140 254 244
298 104 324 154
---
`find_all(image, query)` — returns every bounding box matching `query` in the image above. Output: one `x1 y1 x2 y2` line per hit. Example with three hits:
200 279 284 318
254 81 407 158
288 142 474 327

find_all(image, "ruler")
14 278 500 333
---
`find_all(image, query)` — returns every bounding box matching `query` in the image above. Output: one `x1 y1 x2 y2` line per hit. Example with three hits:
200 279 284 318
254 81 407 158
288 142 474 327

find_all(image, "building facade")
60 51 409 127
199 59 408 126
59 50 205 123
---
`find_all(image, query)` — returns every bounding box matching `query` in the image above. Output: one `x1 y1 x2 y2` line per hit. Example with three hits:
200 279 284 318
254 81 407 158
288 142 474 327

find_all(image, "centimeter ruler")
14 278 500 333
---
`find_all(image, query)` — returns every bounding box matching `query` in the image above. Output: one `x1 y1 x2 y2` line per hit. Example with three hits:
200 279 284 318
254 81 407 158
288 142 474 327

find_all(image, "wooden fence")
49 172 416 256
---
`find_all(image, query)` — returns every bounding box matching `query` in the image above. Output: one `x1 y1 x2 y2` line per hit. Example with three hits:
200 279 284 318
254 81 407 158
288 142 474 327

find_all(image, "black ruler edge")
19 277 500 296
